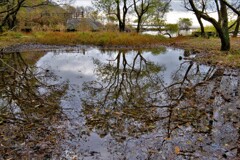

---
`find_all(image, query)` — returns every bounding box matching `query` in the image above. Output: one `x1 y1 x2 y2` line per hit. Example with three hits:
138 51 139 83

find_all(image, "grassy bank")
0 31 166 48
167 36 240 68
36 32 167 47
0 31 240 68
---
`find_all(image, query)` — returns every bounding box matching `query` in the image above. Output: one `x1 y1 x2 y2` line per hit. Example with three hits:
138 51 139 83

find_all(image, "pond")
0 46 239 159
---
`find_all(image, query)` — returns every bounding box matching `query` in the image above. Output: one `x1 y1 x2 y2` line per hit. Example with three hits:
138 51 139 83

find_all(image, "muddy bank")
0 43 89 53
1 43 166 53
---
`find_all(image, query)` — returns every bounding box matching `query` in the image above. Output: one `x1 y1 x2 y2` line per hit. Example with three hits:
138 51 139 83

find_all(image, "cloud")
74 0 92 6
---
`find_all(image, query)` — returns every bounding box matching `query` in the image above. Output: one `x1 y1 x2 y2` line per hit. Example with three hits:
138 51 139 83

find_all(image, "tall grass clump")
34 32 79 45
33 31 166 47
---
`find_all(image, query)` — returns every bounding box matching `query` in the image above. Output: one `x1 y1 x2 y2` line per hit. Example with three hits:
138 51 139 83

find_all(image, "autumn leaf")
164 137 172 141
174 146 180 154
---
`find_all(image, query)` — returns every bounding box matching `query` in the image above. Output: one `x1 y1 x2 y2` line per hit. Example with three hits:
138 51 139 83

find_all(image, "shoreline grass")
0 31 166 47
33 31 167 47
0 31 240 68
166 36 240 68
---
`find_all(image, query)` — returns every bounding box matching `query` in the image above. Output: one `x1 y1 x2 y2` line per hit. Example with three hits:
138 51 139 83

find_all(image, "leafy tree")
178 18 192 31
133 0 171 33
18 3 69 31
0 0 74 32
93 0 133 32
133 0 152 33
202 25 215 32
165 23 178 33
0 0 26 32
164 23 178 37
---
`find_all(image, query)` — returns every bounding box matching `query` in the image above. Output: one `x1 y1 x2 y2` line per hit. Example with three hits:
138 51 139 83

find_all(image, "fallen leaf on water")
105 109 110 113
175 146 180 154
186 140 192 145
148 149 158 153
113 112 122 116
164 137 171 141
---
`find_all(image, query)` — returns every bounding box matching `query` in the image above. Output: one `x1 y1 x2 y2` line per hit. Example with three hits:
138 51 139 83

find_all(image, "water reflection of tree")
149 62 240 159
0 52 68 159
81 50 240 159
82 50 166 139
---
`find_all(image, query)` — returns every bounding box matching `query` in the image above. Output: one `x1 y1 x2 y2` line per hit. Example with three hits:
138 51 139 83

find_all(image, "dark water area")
0 47 239 160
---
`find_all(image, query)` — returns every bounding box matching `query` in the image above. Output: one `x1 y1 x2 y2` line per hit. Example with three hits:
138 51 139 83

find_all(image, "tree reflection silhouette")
0 52 68 159
81 50 240 159
82 50 166 139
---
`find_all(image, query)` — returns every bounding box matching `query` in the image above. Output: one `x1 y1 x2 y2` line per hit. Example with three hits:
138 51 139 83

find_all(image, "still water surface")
0 46 239 159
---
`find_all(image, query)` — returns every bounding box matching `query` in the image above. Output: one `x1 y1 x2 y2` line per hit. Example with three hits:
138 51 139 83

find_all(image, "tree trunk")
121 1 128 32
196 15 205 36
219 0 230 51
212 17 230 51
0 0 25 31
233 16 240 37
0 26 3 33
116 0 128 32
122 13 126 32
116 1 123 32
136 16 142 33
119 22 125 32
217 28 230 51
189 0 230 51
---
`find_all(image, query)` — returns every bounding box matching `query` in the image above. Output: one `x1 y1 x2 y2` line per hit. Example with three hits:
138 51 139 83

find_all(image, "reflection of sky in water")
36 47 189 158
34 47 239 159
37 48 98 85
36 47 185 86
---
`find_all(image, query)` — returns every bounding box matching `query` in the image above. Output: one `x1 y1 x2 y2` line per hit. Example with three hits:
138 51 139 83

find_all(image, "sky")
72 0 212 27
73 0 183 10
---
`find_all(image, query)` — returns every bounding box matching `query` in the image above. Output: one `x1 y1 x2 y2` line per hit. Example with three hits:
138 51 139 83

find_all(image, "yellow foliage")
174 146 180 154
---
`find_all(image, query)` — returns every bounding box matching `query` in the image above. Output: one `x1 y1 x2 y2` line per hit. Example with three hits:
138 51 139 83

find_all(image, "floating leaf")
164 137 172 141
113 112 122 116
186 140 192 145
148 125 156 129
105 109 110 113
174 146 180 154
